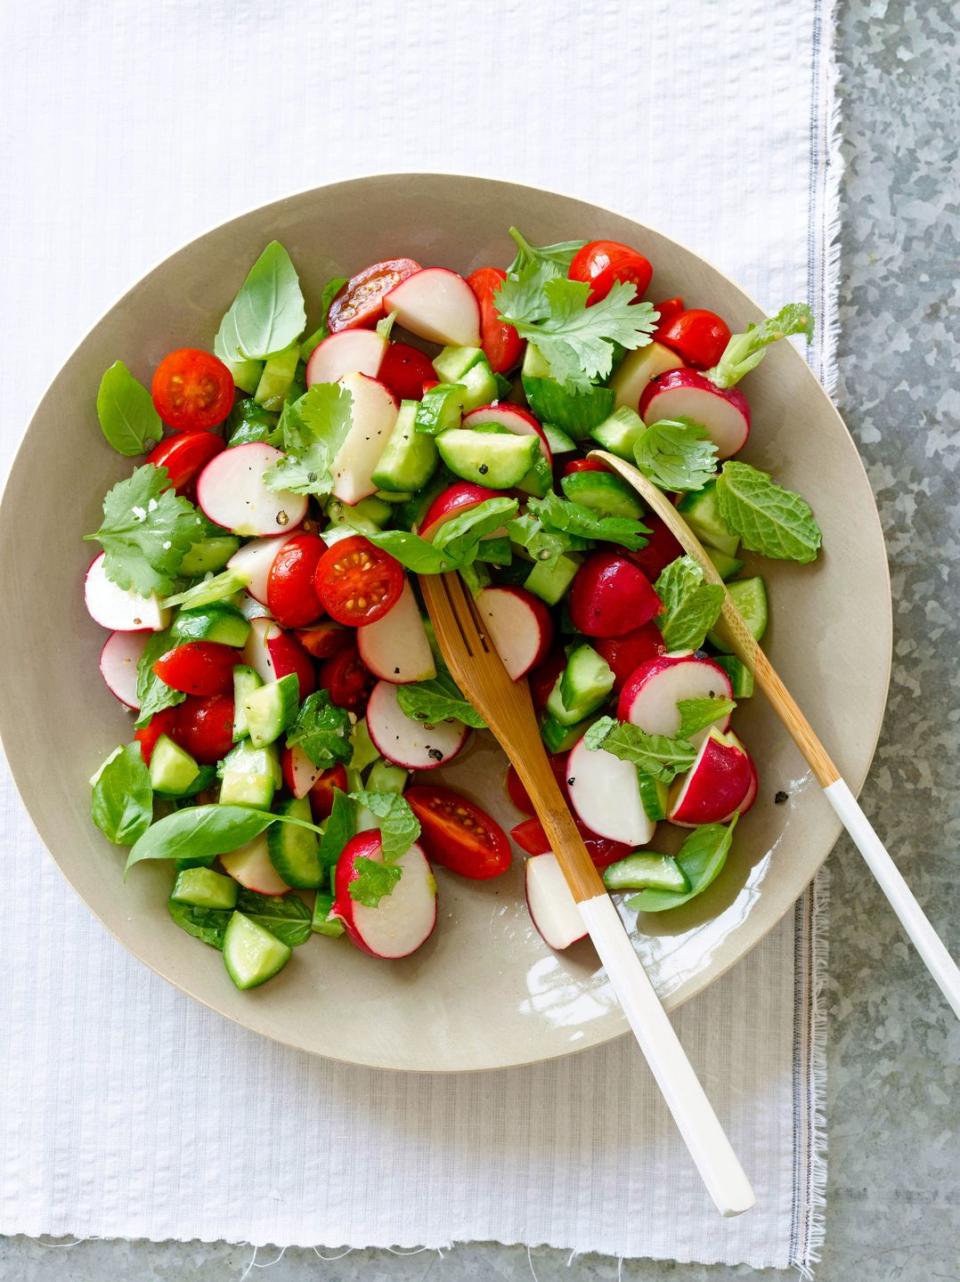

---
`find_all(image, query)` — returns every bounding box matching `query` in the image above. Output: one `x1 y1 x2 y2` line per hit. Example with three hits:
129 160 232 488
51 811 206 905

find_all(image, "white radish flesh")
383 268 481 347
306 329 386 386
242 616 281 683
227 534 293 605
566 736 656 846
619 656 733 747
196 444 307 537
99 630 150 709
525 853 587 950
357 581 437 683
331 372 399 504
220 833 289 896
342 843 437 959
365 679 468 770
475 587 552 680
282 744 324 799
84 553 169 632
641 374 749 459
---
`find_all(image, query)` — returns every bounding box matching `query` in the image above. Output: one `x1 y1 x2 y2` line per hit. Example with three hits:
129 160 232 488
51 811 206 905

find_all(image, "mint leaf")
654 555 725 651
167 900 231 949
506 227 585 277
349 857 403 908
628 818 737 913
708 303 814 389
633 419 718 492
300 275 349 360
715 462 822 563
264 382 353 496
676 697 736 739
96 361 162 456
91 743 153 845
584 716 696 782
286 690 352 768
318 788 355 866
214 241 307 363
351 790 420 864
526 492 649 550
135 630 185 727
86 464 206 596
397 671 486 729
236 889 312 947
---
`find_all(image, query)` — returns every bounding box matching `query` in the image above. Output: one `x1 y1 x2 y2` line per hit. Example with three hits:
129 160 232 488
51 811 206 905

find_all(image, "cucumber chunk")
219 740 281 809
242 673 300 748
365 760 408 794
180 536 241 577
713 654 755 698
637 773 669 822
171 866 238 910
225 359 263 395
706 548 745 581
223 911 292 989
515 450 554 498
311 891 345 938
547 644 615 726
232 665 262 741
602 854 689 894
541 713 596 755
149 734 201 796
372 400 439 492
523 552 581 605
254 343 300 410
560 470 645 519
432 345 486 383
353 495 393 527
415 384 465 435
541 423 578 455
267 795 323 889
708 577 768 651
588 406 646 459
171 604 250 647
458 359 498 411
437 429 538 488
677 481 740 556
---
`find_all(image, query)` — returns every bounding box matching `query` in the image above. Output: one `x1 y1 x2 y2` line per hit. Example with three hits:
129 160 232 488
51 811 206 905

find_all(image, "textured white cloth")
0 0 839 1269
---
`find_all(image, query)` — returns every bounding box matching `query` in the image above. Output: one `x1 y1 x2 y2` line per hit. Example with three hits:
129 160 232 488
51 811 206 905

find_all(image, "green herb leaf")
162 569 248 609
263 381 354 495
432 496 520 563
676 697 736 739
474 536 512 566
708 303 814 388
584 716 696 782
350 790 420 864
91 743 153 845
285 690 352 769
628 818 737 913
506 227 586 278
236 889 312 947
226 397 282 448
654 555 725 651
363 529 454 575
135 630 185 727
348 857 403 908
85 464 206 596
397 671 486 729
522 376 614 438
526 492 649 550
300 276 348 360
167 899 231 949
319 788 355 866
633 419 719 492
96 361 162 456
125 804 275 874
506 511 589 563
214 241 307 363
715 462 822 563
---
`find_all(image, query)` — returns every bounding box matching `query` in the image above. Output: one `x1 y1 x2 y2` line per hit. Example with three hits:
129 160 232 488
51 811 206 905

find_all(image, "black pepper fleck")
427 747 443 762
567 777 575 787
774 790 789 805
479 464 489 475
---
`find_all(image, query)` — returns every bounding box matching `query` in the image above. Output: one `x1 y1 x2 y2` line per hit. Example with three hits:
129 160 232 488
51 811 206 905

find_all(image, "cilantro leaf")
351 790 421 864
715 462 822 563
264 382 353 496
526 492 649 550
236 889 312 947
96 361 162 457
708 303 814 389
676 697 736 739
506 226 585 277
86 464 206 596
135 629 185 727
506 510 589 563
654 555 725 651
584 717 696 782
91 743 153 845
318 788 355 867
214 241 306 363
300 275 349 360
633 419 719 492
349 857 403 908
286 690 352 768
397 670 486 729
628 818 737 913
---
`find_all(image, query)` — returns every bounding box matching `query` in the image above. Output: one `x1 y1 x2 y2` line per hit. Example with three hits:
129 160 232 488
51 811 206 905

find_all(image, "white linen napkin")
0 0 840 1269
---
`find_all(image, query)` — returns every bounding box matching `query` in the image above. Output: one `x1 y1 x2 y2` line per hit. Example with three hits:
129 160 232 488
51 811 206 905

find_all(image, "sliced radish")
196 443 308 537
668 728 754 826
639 369 750 459
568 551 661 638
84 553 169 632
475 586 553 680
462 403 551 463
366 679 468 769
566 735 656 846
99 630 150 709
227 535 293 605
330 372 399 504
237 591 273 621
281 744 324 799
383 268 481 347
609 340 685 411
220 833 289 896
418 481 506 539
525 853 587 950
243 616 281 682
357 580 436 683
730 755 758 819
617 654 733 747
332 830 437 959
306 328 386 387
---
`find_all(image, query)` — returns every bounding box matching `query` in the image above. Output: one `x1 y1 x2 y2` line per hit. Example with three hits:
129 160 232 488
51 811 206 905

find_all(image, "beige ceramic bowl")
0 175 891 1071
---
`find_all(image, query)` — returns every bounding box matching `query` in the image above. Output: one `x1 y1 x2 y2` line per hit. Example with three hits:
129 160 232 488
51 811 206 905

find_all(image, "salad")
85 227 821 990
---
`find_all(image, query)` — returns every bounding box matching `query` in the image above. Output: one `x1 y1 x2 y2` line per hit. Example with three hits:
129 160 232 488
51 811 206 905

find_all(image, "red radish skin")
594 623 665 691
266 631 316 698
418 482 506 539
562 457 610 476
366 679 469 770
196 443 308 537
462 404 551 464
84 553 169 632
525 853 587 951
378 342 437 401
383 268 481 347
327 258 421 332
510 815 631 870
475 586 554 680
281 744 325 799
725 756 759 820
618 654 733 746
99 630 150 708
356 580 436 683
331 830 437 959
227 534 294 605
529 652 567 713
309 764 350 821
568 551 661 638
668 729 754 826
305 328 386 386
639 369 750 459
627 516 684 582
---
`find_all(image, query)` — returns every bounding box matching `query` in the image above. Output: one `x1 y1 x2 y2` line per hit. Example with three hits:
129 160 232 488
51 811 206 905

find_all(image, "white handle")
578 894 756 1217
824 779 960 1019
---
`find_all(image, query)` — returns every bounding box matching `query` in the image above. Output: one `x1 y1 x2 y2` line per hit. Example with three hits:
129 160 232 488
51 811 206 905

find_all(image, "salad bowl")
0 174 891 1071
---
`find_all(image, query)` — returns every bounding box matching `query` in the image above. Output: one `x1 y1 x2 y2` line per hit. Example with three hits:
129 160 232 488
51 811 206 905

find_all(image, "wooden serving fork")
419 570 756 1218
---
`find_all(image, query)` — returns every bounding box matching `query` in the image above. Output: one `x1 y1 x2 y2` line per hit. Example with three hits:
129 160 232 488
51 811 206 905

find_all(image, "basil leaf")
526 492 649 550
715 462 822 563
584 717 696 783
708 304 814 389
286 690 353 769
226 397 282 448
319 788 355 866
396 671 486 729
348 857 402 908
135 630 185 728
633 419 719 492
236 889 312 947
125 804 275 874
522 376 613 437
351 790 420 864
628 818 738 913
676 697 736 739
300 275 349 360
91 743 153 845
167 899 230 949
363 529 455 575
654 555 725 651
432 497 520 563
474 536 512 566
214 241 307 363
96 361 162 456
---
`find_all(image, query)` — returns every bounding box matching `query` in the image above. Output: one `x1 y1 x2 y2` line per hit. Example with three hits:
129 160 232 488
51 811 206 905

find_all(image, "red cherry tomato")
327 258 421 332
569 551 662 637
405 785 511 879
317 645 374 713
173 693 235 764
528 651 566 714
626 515 684 580
653 297 685 336
151 348 234 432
308 764 350 822
266 629 316 699
510 816 631 870
134 707 180 764
561 457 610 477
147 431 225 495
294 620 353 660
466 267 525 373
569 240 653 305
378 342 436 400
313 535 404 627
266 532 326 629
504 755 569 815
594 623 665 691
152 642 237 696
657 308 731 369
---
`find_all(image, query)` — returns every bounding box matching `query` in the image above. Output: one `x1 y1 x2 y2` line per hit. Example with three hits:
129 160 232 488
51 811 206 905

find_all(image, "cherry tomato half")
152 642 237 696
657 308 731 369
317 645 374 714
378 341 437 401
173 693 235 764
134 707 180 764
327 258 421 332
313 535 403 627
466 267 525 374
294 620 353 660
561 457 610 477
569 240 653 305
266 532 326 629
147 431 225 495
504 756 569 815
151 348 234 432
309 764 350 822
266 629 317 699
653 296 685 336
510 816 631 870
406 785 512 879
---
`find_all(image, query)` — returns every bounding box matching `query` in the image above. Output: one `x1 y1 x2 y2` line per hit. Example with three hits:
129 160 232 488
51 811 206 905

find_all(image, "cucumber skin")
437 430 538 488
171 867 238 910
222 912 292 990
602 854 689 894
560 470 644 520
267 797 324 889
